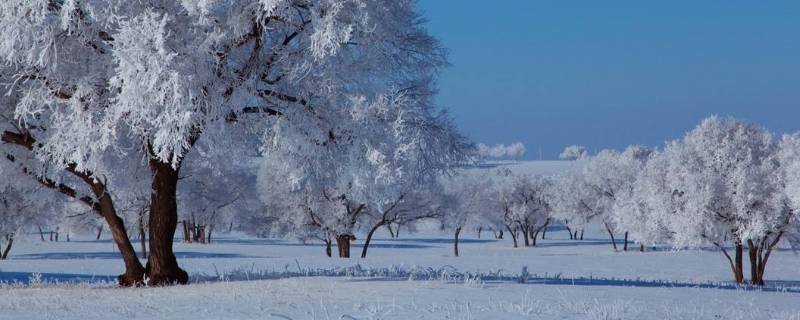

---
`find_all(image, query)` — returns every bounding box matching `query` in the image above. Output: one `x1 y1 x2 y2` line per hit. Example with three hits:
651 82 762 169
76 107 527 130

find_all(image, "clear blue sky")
418 1 800 159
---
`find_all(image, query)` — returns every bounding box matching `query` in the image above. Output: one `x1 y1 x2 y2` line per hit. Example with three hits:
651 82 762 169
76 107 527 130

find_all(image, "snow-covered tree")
256 88 470 258
611 150 672 252
0 0 448 284
778 134 800 251
559 145 588 161
551 172 593 240
653 116 791 285
439 170 495 257
478 142 526 160
580 150 626 250
495 169 553 247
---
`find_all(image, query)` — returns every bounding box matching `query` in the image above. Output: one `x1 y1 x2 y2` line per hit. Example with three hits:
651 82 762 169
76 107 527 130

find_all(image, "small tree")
496 170 553 247
440 171 495 256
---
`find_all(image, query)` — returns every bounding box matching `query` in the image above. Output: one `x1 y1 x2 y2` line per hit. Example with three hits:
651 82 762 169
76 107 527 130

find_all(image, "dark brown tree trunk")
97 191 146 286
497 229 504 239
541 222 548 240
505 225 518 248
604 223 617 251
623 232 629 251
336 234 353 258
453 227 462 257
96 225 102 240
521 225 530 247
182 221 191 243
386 224 396 238
720 242 744 284
747 240 758 285
747 235 781 286
477 227 482 239
532 231 538 246
206 225 213 244
566 225 574 240
1 235 13 259
734 243 744 284
325 237 332 257
580 229 584 240
39 226 45 241
145 159 188 286
361 221 384 258
640 244 644 252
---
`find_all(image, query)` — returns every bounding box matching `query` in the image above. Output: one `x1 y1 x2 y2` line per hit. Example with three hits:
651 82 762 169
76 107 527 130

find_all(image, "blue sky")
418 1 800 159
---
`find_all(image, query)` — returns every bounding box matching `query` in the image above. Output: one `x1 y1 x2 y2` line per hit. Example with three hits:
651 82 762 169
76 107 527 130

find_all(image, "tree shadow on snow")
346 274 800 294
378 238 496 244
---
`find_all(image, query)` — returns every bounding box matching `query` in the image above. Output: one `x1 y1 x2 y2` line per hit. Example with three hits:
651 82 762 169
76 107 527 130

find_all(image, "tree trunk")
206 225 213 244
39 226 45 241
746 240 757 284
623 232 629 251
95 188 146 286
325 237 332 257
477 227 482 239
541 222 548 240
566 225 573 240
199 225 206 244
734 243 744 284
497 229 503 239
640 244 644 252
361 221 384 258
386 224 396 238
453 227 462 257
505 225 518 248
720 242 745 284
336 234 353 258
139 212 148 260
1 235 13 259
521 225 530 247
96 225 102 240
580 229 584 240
604 223 618 251
182 221 191 243
145 159 188 286
747 236 781 286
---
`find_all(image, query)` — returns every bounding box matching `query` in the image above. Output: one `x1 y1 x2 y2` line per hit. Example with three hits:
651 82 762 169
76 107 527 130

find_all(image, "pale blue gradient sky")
419 1 800 159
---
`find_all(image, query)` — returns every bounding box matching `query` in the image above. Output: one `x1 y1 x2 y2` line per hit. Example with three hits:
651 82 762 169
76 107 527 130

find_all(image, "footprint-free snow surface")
1 227 799 319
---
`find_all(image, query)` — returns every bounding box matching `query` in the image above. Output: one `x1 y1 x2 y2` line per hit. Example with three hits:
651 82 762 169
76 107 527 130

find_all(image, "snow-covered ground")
1 227 799 319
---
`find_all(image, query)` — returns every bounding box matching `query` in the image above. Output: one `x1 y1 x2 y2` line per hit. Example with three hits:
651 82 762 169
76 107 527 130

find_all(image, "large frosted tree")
0 0 448 285
653 117 793 285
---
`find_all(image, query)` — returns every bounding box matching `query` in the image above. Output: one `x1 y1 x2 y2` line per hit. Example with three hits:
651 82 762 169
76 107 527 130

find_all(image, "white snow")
0 227 798 319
